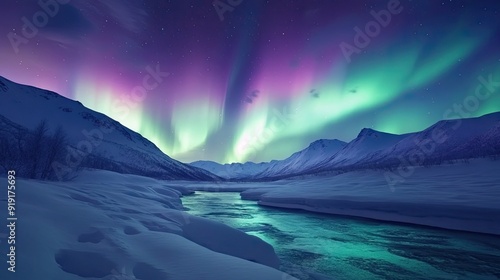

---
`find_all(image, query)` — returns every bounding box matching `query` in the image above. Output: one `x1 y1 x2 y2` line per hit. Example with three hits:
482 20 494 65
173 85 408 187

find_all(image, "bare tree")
41 125 67 180
27 120 48 179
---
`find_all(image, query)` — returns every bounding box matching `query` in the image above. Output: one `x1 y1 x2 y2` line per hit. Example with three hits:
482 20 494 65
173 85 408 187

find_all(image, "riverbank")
182 191 500 280
179 159 500 236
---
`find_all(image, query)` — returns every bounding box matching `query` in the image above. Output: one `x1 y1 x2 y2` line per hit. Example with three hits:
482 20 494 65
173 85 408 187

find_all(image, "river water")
182 191 500 280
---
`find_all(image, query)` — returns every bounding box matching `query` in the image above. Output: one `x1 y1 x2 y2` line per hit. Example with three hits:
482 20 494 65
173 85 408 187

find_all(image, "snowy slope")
457 120 500 157
0 76 219 181
190 139 347 180
190 160 270 179
323 129 407 168
0 170 297 280
358 112 500 168
192 112 500 180
255 139 347 179
252 113 500 179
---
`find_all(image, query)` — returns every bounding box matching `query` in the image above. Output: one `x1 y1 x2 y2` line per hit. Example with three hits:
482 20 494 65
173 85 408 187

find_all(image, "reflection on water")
182 192 500 280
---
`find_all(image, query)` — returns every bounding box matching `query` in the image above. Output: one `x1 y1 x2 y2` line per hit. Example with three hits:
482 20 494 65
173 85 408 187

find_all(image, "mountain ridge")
0 75 220 181
192 112 500 180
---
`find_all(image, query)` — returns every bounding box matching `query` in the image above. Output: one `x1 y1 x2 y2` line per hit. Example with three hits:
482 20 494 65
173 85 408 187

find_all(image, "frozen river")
182 191 500 280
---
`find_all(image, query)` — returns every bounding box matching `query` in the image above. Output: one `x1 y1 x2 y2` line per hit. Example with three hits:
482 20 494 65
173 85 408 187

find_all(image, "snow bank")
0 169 297 280
241 160 500 235
181 215 280 268
240 187 278 200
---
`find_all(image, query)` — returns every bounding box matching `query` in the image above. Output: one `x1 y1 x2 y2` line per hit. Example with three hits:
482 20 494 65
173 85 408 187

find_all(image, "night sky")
1 0 500 163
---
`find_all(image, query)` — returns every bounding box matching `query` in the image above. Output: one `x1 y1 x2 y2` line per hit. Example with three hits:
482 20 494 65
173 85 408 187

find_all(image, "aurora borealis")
1 0 500 163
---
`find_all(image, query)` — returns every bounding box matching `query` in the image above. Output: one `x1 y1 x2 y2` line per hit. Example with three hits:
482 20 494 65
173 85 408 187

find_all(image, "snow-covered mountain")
283 113 496 175
190 139 347 180
190 160 271 179
356 112 500 169
254 139 348 179
0 76 220 181
324 129 406 167
264 113 500 178
192 113 500 180
251 131 406 179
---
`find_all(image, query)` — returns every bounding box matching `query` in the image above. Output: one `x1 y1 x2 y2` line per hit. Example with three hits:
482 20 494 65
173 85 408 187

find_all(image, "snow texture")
0 169 297 280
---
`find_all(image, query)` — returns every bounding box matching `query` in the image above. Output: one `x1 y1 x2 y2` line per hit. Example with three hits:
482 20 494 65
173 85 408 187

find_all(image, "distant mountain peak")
357 128 379 138
192 112 500 180
308 139 346 149
356 128 399 139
